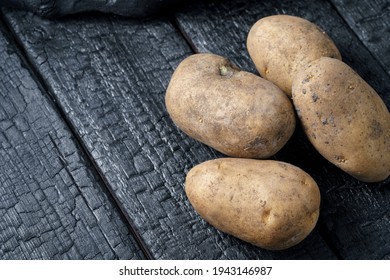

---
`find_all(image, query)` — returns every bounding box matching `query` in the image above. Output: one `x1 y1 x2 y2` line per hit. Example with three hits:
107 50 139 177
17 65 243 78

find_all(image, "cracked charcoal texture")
329 0 390 77
1 0 389 260
0 0 184 18
175 0 390 259
2 9 337 259
0 25 144 260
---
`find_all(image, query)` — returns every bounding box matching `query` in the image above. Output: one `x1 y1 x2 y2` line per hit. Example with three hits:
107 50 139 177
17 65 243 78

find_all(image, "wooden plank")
329 0 390 76
2 9 336 259
0 23 145 260
175 0 390 259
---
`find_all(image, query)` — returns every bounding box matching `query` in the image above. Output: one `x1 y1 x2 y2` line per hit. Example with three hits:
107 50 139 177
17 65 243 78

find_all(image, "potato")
292 57 390 182
185 158 321 250
165 53 296 159
247 15 341 96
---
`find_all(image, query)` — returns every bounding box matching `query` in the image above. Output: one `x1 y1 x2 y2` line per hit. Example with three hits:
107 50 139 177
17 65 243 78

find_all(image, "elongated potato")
185 158 321 250
292 57 390 182
165 53 296 159
247 15 341 96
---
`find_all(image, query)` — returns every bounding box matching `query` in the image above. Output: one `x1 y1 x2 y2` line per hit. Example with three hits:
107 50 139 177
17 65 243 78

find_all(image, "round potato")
247 14 341 96
292 57 390 182
165 53 296 159
185 158 321 250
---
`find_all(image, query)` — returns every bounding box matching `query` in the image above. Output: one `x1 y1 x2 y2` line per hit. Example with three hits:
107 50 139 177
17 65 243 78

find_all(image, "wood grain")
2 9 336 259
175 0 390 259
0 23 145 260
329 0 390 76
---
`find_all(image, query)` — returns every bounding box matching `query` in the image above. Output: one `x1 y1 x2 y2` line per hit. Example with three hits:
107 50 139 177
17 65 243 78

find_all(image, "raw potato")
292 57 390 182
185 158 321 250
247 14 341 96
165 53 296 159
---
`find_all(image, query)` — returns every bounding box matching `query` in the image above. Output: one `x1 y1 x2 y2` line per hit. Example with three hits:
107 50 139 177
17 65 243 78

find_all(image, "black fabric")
0 0 184 17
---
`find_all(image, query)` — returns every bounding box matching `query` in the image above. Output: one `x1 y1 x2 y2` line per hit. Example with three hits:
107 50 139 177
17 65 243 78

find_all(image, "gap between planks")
0 10 154 260
325 0 390 81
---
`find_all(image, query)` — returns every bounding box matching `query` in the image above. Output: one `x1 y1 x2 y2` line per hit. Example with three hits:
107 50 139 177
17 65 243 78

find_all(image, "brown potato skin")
185 158 321 250
292 57 390 182
165 53 296 159
247 15 341 96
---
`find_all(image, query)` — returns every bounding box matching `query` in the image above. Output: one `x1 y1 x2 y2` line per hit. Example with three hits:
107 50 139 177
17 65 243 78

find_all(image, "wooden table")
0 0 389 260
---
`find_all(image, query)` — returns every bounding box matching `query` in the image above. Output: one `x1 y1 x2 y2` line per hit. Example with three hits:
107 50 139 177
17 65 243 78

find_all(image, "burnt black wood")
175 0 390 259
1 9 337 259
329 0 390 76
0 23 145 260
1 0 389 260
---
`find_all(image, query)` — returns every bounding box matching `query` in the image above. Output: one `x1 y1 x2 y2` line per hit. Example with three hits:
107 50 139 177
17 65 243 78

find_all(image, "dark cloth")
0 0 185 18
